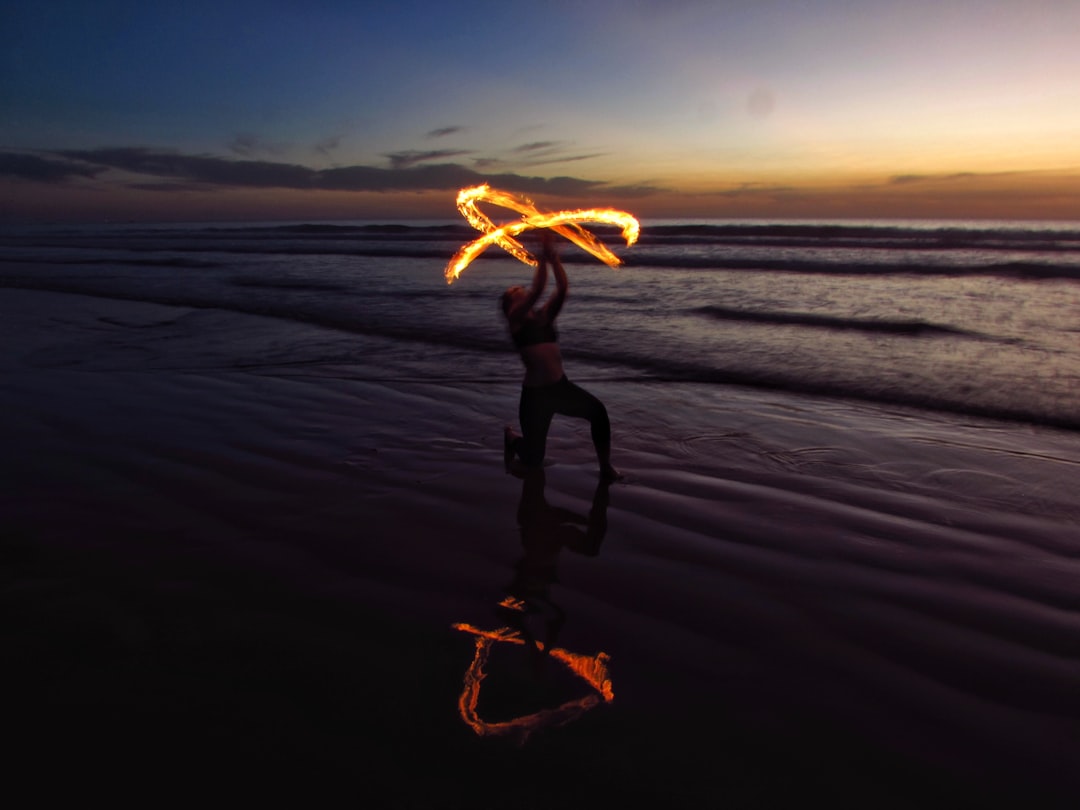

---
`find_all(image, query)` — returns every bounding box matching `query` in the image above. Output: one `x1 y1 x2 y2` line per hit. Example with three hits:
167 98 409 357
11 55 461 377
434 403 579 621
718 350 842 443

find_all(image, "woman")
501 231 619 481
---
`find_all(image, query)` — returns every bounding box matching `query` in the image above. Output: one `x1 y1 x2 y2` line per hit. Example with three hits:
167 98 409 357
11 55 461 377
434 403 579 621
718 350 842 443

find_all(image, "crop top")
511 316 558 349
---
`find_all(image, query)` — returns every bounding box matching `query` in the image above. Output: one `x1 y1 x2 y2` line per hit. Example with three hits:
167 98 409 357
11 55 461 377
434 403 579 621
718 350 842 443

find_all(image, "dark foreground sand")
3 290 1079 806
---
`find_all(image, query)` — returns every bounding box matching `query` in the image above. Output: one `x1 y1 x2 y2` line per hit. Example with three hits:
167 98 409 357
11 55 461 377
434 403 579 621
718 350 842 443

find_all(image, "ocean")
2 217 1078 429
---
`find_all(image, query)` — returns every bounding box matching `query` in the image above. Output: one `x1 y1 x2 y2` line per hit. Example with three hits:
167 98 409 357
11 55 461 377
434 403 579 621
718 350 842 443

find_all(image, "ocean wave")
212 220 1080 244
260 223 469 239
562 346 1080 432
637 221 1080 245
622 255 1080 279
5 220 1080 279
228 276 351 292
6 220 1080 247
0 276 510 356
5 247 1078 279
0 255 223 269
696 305 983 337
6 276 1074 432
0 243 457 260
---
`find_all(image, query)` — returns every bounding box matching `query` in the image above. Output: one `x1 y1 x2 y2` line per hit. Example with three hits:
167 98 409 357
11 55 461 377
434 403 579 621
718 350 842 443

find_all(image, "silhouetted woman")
501 231 618 481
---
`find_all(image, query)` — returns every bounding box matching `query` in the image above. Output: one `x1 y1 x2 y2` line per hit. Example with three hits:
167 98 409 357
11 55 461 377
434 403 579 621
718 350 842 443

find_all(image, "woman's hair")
499 288 515 317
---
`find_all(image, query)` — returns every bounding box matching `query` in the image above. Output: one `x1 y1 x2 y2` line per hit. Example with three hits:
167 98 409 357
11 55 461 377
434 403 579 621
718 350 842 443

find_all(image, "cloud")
596 183 668 199
504 141 608 168
513 141 561 154
472 146 570 169
58 148 314 187
0 151 101 182
127 182 213 192
889 172 981 185
688 183 802 201
426 126 464 139
521 152 607 168
317 163 450 191
228 133 290 158
709 183 797 197
318 164 608 196
229 133 261 156
314 134 343 159
385 149 473 170
40 146 664 198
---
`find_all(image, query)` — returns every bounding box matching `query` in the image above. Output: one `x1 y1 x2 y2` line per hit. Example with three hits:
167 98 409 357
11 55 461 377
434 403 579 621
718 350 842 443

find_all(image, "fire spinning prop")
444 184 640 284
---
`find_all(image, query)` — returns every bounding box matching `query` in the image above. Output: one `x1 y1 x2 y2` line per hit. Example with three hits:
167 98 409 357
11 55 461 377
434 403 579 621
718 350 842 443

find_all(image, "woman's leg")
549 378 614 473
515 384 556 466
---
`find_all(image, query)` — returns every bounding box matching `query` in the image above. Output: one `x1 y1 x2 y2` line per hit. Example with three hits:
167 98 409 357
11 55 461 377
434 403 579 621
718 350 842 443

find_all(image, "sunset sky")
3 0 1079 223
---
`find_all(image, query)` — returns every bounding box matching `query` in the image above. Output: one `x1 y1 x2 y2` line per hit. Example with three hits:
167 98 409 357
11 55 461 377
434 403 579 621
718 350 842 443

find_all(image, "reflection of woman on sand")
508 466 610 601
501 230 619 481
501 466 611 665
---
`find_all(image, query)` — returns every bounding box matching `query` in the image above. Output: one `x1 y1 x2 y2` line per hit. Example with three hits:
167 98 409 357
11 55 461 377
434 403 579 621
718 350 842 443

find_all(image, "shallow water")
2 218 1078 428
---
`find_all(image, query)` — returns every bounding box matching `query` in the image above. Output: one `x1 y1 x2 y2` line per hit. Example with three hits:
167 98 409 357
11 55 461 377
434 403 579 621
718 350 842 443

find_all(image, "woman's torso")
512 313 564 386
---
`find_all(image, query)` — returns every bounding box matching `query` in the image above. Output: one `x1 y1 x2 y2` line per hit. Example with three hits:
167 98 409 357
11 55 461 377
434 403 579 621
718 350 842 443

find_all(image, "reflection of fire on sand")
452 622 614 746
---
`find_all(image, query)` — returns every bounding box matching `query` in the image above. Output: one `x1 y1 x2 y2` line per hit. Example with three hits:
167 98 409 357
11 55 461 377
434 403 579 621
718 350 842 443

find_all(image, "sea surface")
2 217 1078 429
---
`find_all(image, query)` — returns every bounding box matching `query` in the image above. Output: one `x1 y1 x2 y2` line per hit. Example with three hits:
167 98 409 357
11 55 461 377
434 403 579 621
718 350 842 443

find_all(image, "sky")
2 0 1079 223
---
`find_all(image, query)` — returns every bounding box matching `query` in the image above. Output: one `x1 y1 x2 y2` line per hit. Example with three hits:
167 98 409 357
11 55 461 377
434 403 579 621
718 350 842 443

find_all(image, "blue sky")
3 0 1079 221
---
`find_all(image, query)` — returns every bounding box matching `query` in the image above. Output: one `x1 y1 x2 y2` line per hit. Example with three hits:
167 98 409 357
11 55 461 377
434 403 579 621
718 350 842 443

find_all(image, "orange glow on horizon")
5 167 1078 225
445 184 639 283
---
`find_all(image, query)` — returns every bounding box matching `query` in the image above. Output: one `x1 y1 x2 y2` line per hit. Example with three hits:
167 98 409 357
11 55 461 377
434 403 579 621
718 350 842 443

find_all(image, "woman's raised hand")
537 229 557 260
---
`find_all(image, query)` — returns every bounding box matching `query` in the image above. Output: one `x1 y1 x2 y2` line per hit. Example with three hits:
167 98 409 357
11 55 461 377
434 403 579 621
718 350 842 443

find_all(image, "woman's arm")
541 233 567 321
505 252 548 324
526 249 549 306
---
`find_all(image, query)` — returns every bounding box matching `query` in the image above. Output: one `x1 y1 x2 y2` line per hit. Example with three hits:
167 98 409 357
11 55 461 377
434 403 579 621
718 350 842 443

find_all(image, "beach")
4 277 1079 805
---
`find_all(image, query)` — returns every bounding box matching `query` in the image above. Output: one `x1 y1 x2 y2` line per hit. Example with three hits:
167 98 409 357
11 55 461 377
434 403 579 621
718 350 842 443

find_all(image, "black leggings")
512 375 610 466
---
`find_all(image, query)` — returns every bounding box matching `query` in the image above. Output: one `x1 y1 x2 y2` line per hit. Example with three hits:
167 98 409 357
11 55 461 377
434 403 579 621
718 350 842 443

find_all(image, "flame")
445 184 640 284
452 622 614 743
497 595 527 613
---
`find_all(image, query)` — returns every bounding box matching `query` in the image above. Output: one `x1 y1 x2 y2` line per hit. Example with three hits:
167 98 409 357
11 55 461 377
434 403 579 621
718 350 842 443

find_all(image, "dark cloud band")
0 151 102 182
17 147 660 198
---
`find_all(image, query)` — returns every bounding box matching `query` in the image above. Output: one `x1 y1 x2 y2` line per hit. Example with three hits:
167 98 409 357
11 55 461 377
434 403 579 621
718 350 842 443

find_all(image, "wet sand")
3 289 1079 806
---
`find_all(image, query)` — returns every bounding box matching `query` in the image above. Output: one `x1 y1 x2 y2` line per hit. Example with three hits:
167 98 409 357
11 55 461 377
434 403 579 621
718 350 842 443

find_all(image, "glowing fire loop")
452 622 614 744
444 184 640 284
